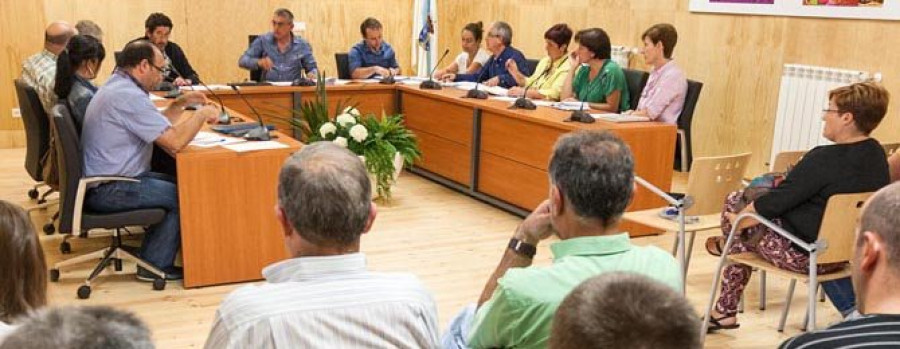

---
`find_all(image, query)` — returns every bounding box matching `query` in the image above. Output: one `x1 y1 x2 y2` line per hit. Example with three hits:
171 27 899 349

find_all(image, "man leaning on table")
239 8 319 82
81 40 219 282
349 17 400 79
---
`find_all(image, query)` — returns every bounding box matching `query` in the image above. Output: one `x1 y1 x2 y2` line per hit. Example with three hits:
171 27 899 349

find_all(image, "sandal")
705 236 726 257
707 315 740 332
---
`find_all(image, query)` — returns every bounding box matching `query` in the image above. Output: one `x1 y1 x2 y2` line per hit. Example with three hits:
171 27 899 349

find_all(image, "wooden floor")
0 148 842 348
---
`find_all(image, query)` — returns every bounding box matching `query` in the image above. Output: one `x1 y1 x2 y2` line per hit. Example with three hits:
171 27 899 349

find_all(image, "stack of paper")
591 114 650 123
223 141 288 153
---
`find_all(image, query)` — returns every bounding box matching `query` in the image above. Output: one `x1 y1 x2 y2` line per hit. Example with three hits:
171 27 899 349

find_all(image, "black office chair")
623 68 650 111
14 79 59 234
675 79 704 172
524 58 540 76
248 35 262 82
47 103 168 299
335 53 351 80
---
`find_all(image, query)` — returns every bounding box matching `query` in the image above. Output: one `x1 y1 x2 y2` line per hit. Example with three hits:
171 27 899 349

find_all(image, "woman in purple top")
624 24 687 125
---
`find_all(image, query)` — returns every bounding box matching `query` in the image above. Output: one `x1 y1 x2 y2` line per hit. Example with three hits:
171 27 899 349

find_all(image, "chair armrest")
72 176 142 234
730 212 815 252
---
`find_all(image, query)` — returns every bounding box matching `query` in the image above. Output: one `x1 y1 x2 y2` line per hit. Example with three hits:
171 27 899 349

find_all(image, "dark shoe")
707 315 740 333
136 266 183 282
706 236 726 257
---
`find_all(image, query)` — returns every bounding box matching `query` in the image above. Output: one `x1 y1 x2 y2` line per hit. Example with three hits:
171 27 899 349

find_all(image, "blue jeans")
85 172 180 270
441 304 476 349
822 277 856 317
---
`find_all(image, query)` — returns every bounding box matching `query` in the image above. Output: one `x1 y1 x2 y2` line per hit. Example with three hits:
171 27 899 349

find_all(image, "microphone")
512 64 552 110
569 90 594 124
420 48 451 90
465 60 491 99
228 85 271 141
379 68 396 85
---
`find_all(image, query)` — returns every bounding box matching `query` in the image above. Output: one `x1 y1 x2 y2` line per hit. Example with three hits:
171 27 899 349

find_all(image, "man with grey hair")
205 142 439 349
780 182 900 348
240 8 318 82
444 131 681 349
21 21 76 114
550 272 701 349
75 20 103 41
446 21 531 88
0 306 154 349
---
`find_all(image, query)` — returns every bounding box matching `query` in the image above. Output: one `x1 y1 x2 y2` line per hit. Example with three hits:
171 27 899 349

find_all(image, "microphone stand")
569 94 594 123
167 63 231 124
512 66 551 110
421 48 451 90
379 69 396 85
229 85 271 141
634 176 689 294
465 61 491 99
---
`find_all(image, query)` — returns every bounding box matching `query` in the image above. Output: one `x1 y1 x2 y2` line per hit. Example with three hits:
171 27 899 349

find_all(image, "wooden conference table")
176 82 675 287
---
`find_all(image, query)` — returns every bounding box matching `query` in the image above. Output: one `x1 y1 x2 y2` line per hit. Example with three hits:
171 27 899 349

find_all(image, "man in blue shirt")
82 40 218 281
349 17 400 79
239 8 318 82
446 21 531 88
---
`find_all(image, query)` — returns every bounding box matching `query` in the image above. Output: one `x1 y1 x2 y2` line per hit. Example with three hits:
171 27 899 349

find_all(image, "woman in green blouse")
560 28 630 113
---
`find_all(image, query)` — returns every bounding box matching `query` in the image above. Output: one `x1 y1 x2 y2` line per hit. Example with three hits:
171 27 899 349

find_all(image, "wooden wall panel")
0 1 46 133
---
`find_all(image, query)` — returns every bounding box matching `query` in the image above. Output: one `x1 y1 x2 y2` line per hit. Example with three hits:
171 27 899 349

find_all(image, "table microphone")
420 48 450 90
512 65 552 110
569 92 594 124
379 69 396 85
465 61 491 99
167 63 231 124
229 85 271 141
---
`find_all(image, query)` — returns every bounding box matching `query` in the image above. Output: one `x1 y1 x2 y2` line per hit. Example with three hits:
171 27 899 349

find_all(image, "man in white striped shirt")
204 142 439 349
780 182 900 349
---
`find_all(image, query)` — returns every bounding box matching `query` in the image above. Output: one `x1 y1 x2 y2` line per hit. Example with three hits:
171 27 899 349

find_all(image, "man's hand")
514 200 554 245
173 77 192 87
373 66 390 77
257 57 274 71
177 91 208 106
196 105 220 124
508 86 525 97
484 76 500 87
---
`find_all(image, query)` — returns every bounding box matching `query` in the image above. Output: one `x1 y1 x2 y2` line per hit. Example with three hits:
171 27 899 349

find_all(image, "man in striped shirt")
204 142 439 349
780 182 900 348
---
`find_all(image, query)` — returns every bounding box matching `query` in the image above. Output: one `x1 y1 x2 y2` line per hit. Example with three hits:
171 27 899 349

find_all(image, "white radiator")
770 64 881 165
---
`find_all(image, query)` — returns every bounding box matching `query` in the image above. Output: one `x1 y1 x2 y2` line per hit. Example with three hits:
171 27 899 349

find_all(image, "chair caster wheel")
153 279 166 291
77 285 91 299
50 269 60 282
28 188 39 199
43 223 55 235
60 241 71 254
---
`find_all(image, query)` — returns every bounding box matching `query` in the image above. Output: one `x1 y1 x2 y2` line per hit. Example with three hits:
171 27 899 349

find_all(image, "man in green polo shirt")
450 131 681 349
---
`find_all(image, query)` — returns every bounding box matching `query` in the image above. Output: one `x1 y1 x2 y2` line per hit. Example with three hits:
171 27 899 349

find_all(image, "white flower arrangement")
319 122 337 138
349 124 369 143
333 136 348 148
343 106 360 116
336 113 356 127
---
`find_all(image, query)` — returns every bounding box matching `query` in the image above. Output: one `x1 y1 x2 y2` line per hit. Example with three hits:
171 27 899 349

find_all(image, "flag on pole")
412 0 438 77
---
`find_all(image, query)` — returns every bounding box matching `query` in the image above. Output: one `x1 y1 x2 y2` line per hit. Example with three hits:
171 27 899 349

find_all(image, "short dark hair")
550 272 701 349
117 40 157 69
548 131 633 226
642 23 678 59
0 306 153 349
544 24 573 49
0 200 46 323
278 142 371 247
463 21 484 43
574 28 612 60
859 182 900 271
274 8 294 22
55 35 106 99
360 17 383 37
144 12 173 33
828 82 890 135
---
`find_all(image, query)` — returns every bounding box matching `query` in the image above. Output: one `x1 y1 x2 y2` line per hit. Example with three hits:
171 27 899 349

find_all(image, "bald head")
45 21 75 54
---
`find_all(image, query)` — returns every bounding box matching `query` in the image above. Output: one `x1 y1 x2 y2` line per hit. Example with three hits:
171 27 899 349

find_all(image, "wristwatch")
508 238 537 259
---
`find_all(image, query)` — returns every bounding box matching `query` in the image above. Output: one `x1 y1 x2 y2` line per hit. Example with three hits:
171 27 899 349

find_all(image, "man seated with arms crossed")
349 17 400 79
239 8 318 82
205 142 439 349
550 272 701 349
132 12 202 87
780 182 900 348
81 40 219 281
443 131 681 349
623 23 687 124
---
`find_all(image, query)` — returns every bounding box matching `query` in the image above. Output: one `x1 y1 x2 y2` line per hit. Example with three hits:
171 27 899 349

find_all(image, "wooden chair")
700 192 871 337
623 153 751 278
882 142 900 157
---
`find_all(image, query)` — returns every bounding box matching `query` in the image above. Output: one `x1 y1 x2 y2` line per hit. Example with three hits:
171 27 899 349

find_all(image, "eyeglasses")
822 109 843 115
147 61 168 75
272 20 291 27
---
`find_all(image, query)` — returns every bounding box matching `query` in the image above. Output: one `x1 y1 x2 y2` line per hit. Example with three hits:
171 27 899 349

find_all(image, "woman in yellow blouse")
506 23 572 101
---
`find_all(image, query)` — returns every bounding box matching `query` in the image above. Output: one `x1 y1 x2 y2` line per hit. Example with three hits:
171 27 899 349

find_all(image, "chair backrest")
676 79 704 170
882 142 900 158
684 152 752 216
770 150 806 173
623 68 649 111
335 53 351 80
13 79 50 182
50 104 84 234
114 51 123 67
817 192 873 264
248 35 261 82
524 58 539 76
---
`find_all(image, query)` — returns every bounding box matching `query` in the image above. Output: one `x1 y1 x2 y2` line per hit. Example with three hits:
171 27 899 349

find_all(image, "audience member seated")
507 23 572 101
560 28 630 113
445 21 531 88
442 131 681 349
349 17 400 79
623 23 687 125
433 21 490 79
53 34 105 133
0 200 47 344
75 19 103 41
131 13 201 87
239 8 318 82
707 82 891 331
21 21 75 114
81 40 219 282
780 182 900 348
550 272 701 349
204 142 439 349
0 306 154 349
